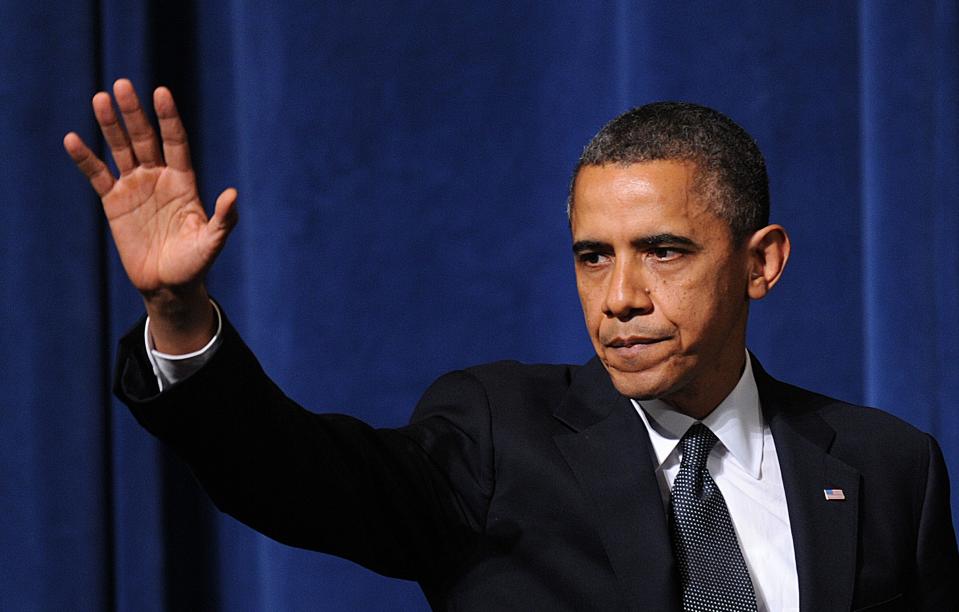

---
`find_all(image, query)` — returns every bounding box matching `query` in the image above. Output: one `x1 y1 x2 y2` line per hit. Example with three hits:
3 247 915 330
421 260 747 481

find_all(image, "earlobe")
746 224 790 300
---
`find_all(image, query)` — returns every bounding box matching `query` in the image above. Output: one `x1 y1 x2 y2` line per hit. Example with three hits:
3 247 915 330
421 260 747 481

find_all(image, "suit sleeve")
114 312 488 582
913 433 959 608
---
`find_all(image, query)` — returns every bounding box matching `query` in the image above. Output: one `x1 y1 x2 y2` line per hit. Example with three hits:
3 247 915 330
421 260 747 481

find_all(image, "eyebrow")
633 233 700 249
572 233 700 254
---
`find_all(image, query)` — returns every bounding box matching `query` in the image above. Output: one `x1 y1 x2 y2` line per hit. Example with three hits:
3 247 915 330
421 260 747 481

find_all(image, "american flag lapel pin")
823 488 846 501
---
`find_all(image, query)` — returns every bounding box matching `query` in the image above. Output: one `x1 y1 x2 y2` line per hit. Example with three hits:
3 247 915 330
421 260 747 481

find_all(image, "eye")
578 252 610 267
650 247 684 262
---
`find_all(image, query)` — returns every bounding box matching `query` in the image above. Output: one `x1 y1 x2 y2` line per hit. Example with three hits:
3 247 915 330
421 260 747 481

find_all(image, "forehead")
570 161 725 240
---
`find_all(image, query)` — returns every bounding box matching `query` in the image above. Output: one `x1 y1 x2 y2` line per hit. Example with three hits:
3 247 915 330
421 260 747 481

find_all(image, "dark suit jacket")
116 314 959 611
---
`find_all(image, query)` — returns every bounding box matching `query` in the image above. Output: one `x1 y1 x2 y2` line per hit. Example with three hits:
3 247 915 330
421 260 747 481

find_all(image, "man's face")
571 160 751 413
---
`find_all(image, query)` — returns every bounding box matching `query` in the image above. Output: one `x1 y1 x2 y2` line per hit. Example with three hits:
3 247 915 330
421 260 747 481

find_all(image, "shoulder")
408 360 586 444
464 360 579 392
768 374 927 433
759 371 936 471
418 360 580 407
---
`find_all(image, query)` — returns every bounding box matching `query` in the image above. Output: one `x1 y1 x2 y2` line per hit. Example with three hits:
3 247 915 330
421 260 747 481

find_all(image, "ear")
745 224 790 300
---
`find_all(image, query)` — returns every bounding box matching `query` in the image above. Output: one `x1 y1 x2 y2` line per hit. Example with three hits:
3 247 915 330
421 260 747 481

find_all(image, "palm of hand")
104 166 212 293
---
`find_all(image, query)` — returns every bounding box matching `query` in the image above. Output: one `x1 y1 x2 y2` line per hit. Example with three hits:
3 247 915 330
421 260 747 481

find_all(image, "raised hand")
64 79 237 352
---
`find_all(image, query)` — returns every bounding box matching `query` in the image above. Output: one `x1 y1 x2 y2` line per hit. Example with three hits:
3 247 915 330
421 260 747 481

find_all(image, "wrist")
143 285 217 354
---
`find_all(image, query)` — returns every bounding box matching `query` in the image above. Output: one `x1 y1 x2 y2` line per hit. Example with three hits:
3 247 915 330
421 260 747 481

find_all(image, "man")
65 80 958 611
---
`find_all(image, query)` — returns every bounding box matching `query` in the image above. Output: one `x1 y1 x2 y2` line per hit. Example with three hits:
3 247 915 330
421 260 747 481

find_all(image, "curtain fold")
2 2 956 609
859 1 959 487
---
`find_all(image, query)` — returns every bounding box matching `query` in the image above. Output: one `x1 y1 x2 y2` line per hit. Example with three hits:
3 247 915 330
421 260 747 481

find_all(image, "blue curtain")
2 1 956 609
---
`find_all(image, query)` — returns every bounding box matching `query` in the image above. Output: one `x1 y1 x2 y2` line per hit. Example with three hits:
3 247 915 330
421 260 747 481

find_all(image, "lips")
606 336 667 348
603 334 672 365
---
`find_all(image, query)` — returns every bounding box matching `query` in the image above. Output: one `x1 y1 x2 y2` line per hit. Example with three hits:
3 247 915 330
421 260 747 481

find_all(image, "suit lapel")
755 359 861 612
553 358 681 612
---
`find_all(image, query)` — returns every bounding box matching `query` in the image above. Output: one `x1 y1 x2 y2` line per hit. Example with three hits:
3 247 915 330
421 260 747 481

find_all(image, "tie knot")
679 423 718 472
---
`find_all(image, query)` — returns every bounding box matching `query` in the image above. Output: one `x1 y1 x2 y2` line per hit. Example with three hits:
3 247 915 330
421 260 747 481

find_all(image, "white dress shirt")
633 355 799 611
147 312 799 609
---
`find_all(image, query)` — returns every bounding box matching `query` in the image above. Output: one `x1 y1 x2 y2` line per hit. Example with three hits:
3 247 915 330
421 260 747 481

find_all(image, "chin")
605 365 683 401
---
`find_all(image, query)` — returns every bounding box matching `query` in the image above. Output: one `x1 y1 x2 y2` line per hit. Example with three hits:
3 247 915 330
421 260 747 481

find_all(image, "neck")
661 350 748 420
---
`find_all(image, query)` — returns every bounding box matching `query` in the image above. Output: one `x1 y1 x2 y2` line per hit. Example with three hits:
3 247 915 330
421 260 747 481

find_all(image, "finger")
209 188 239 233
63 132 117 197
113 78 163 168
204 188 239 255
154 86 193 171
92 91 136 174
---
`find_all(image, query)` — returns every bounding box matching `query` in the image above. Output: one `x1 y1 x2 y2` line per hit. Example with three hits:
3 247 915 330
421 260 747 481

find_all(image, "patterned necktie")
669 423 758 611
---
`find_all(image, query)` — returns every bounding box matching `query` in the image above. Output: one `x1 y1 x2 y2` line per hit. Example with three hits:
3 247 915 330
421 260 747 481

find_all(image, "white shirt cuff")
143 300 223 392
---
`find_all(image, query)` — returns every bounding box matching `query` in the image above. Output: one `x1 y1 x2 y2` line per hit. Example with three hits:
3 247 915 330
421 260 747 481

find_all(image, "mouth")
606 335 669 349
603 335 672 363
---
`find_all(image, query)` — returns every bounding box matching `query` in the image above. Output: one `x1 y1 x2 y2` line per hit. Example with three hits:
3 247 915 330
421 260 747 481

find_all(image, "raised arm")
64 79 237 353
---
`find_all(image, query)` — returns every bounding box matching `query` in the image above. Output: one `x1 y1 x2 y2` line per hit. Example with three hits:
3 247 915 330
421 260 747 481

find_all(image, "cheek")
650 273 693 313
576 276 603 314
583 307 606 347
576 284 603 335
651 273 727 337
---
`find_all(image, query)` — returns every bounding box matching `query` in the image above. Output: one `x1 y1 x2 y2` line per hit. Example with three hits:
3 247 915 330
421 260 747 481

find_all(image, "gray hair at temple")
567 102 770 245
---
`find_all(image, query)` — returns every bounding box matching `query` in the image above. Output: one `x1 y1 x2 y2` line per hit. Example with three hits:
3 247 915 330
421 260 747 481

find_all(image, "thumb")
202 187 239 257
209 187 239 234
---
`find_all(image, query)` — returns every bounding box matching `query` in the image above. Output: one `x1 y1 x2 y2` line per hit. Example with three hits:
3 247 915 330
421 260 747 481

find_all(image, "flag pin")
823 488 846 501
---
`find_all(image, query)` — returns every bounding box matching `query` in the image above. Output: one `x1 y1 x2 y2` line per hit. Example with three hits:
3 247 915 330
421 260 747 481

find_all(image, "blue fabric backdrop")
1 1 957 610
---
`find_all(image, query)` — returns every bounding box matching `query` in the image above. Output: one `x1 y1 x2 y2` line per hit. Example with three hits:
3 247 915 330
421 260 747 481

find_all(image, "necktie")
669 423 758 611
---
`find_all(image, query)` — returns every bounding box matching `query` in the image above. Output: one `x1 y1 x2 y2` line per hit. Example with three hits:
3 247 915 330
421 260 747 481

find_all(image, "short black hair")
568 102 769 244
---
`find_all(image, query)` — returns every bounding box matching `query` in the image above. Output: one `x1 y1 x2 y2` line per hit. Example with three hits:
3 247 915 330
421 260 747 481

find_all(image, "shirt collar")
631 352 764 479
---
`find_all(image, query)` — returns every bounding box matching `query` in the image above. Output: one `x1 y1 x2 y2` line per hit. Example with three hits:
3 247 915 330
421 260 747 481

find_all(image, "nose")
602 258 653 321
